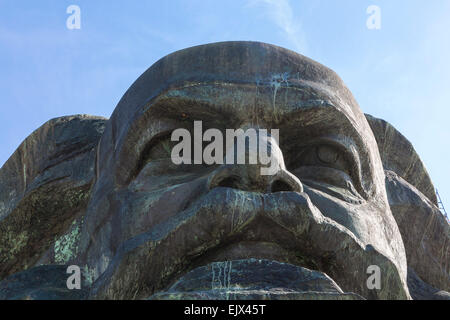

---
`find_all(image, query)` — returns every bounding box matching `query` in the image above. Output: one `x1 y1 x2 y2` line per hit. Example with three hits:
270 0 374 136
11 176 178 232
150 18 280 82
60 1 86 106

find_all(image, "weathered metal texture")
0 115 106 279
0 42 448 300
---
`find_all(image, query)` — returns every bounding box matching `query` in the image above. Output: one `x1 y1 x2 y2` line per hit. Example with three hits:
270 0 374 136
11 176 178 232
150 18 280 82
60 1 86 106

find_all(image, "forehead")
111 41 362 138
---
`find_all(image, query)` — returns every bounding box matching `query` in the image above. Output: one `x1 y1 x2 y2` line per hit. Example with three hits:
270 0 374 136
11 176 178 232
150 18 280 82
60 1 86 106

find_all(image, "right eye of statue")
287 144 364 202
294 144 350 174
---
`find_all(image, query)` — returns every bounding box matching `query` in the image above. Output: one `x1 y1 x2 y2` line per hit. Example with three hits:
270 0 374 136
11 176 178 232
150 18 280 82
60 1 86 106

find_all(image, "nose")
207 128 303 193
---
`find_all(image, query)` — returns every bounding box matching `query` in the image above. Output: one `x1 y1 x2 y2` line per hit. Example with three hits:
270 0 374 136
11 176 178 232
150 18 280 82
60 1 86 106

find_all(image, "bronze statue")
0 42 448 300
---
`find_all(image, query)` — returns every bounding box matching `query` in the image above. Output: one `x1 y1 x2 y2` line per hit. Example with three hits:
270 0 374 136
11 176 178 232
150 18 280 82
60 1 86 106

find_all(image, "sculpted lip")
183 189 317 269
91 187 407 300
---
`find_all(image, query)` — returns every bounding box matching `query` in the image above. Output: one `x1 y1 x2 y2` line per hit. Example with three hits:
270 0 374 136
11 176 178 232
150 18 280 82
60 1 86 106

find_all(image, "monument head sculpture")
1 42 448 300
77 41 409 299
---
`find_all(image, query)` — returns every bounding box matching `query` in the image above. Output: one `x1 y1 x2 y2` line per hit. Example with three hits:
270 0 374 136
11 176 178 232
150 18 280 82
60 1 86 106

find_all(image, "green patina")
0 228 29 259
54 220 81 264
82 265 96 286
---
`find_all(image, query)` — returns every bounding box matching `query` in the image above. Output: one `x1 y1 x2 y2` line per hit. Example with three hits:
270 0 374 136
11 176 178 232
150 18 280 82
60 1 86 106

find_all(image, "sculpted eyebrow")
146 95 239 130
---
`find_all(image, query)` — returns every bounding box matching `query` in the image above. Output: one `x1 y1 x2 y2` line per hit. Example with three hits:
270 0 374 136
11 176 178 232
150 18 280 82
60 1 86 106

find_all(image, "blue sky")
1 0 449 209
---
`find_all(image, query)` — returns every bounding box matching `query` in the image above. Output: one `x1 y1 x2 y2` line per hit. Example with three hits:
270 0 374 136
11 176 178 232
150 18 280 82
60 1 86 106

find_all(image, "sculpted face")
78 42 409 299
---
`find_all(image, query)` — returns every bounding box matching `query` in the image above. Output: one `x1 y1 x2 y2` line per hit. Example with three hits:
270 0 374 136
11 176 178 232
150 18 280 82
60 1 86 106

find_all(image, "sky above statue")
0 0 449 208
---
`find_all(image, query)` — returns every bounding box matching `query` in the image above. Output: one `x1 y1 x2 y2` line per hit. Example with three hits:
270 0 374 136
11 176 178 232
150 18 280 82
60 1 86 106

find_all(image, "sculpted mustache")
90 187 406 300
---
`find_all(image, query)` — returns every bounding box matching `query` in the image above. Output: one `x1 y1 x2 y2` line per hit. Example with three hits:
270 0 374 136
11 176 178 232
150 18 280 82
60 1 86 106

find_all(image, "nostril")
216 176 241 189
271 179 294 193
